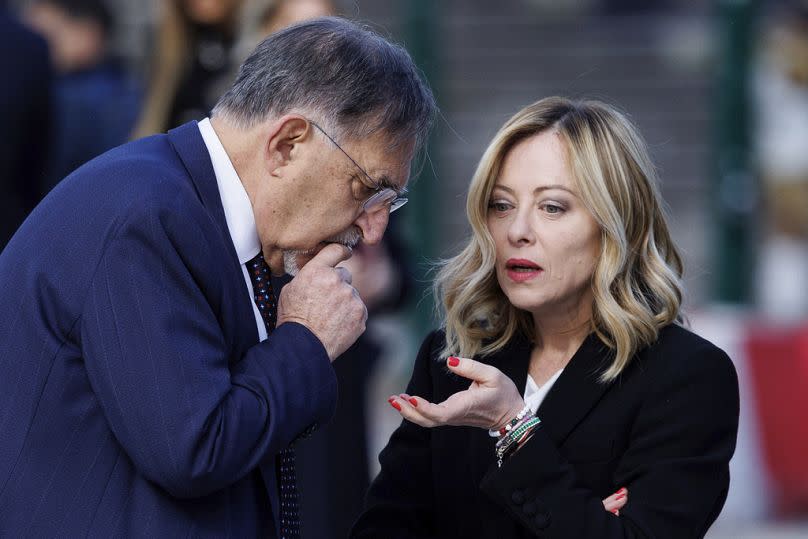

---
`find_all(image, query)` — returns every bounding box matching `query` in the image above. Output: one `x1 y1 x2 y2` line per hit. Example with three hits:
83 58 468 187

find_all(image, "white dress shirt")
197 117 268 341
524 368 564 413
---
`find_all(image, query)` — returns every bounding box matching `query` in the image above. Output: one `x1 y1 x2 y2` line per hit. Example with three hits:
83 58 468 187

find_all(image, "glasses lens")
363 189 398 211
388 197 408 213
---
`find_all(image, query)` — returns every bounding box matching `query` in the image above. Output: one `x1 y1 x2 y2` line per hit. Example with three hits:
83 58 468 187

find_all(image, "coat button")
534 512 551 529
522 501 537 516
511 490 525 505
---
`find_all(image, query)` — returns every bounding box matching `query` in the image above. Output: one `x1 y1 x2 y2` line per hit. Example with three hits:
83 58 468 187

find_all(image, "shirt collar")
197 117 261 264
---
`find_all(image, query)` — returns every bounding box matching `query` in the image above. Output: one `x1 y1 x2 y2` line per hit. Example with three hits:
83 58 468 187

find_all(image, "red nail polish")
612 509 619 515
447 357 459 367
391 401 401 411
409 397 418 407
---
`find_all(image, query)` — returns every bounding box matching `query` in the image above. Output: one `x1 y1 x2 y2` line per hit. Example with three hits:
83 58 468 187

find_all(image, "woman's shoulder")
637 323 738 389
652 323 728 358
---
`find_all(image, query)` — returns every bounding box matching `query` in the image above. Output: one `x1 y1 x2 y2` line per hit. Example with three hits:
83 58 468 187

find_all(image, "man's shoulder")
69 135 192 199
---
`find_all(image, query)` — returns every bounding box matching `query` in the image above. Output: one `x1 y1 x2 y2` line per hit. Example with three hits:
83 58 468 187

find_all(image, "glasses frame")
308 120 408 213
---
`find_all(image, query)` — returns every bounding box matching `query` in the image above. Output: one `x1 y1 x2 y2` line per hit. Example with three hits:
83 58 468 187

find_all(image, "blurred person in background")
133 0 334 138
24 0 140 192
0 17 434 537
353 97 739 538
754 0 808 322
0 3 51 249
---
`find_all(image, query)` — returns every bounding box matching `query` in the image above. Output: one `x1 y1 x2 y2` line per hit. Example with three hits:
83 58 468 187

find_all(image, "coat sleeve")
79 194 337 499
479 341 740 538
350 330 443 539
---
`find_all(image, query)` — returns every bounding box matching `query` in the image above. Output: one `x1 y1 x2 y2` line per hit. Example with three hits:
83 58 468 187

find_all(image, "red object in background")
745 325 808 516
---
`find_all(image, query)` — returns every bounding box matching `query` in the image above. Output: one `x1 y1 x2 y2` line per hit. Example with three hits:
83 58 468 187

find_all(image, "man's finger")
446 356 498 384
307 243 353 268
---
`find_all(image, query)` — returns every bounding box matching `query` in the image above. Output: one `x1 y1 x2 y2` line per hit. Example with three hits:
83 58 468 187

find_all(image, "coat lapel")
166 121 259 352
167 121 237 265
537 334 615 447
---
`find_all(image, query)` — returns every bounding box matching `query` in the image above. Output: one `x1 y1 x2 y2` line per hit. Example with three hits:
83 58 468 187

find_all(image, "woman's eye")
488 201 511 212
542 203 564 214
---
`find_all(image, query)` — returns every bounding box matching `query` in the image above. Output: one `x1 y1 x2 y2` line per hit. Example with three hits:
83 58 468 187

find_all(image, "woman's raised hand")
388 356 526 430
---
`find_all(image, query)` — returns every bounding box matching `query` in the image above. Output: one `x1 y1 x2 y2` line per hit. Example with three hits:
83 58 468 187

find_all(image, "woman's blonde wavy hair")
434 97 684 382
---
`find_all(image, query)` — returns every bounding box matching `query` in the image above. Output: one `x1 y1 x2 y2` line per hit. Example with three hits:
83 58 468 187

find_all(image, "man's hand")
276 243 367 360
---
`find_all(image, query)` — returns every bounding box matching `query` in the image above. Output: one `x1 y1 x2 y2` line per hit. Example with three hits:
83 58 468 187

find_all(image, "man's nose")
355 206 390 245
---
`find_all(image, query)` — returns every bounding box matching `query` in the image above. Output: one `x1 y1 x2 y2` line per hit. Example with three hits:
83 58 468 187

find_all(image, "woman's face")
486 130 601 322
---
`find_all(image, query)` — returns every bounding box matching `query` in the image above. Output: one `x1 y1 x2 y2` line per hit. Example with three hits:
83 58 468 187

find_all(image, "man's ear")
265 115 313 172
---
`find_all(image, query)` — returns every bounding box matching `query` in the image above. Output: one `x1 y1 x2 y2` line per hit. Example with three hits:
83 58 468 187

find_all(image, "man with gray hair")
0 17 435 538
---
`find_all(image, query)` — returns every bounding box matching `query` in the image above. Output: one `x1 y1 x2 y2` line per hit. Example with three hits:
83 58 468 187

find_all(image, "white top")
197 118 267 341
523 368 564 414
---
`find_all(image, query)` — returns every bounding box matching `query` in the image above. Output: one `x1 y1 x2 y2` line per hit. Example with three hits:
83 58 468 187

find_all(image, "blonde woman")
352 97 739 538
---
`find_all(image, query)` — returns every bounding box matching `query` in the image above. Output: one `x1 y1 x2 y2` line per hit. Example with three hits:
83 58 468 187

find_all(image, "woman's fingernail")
409 397 418 407
612 509 619 516
390 401 401 411
448 356 459 367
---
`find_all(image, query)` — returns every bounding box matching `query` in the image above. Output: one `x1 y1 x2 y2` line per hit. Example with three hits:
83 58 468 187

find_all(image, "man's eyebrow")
377 174 408 194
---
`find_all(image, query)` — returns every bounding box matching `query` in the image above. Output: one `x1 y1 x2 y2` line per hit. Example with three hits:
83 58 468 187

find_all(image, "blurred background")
2 0 808 537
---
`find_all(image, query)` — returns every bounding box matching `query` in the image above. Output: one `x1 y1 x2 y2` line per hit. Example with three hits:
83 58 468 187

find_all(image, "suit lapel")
537 334 614 447
166 121 259 351
167 122 235 259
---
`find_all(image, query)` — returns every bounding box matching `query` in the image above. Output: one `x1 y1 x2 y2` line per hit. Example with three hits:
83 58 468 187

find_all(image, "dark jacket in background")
0 11 51 248
42 58 140 192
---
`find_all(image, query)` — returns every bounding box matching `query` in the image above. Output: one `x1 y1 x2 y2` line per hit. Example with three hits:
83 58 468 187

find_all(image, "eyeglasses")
308 120 408 213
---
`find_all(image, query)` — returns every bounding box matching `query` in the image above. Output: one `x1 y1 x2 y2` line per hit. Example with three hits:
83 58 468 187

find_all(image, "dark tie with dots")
246 252 300 538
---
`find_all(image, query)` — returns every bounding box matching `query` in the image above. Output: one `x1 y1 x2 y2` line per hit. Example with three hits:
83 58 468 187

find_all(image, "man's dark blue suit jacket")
0 121 337 537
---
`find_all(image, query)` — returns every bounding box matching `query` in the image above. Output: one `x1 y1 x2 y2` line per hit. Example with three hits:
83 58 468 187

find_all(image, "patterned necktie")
246 252 300 538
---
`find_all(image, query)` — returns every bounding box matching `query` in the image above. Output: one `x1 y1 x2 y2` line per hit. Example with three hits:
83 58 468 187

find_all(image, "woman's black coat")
352 324 739 538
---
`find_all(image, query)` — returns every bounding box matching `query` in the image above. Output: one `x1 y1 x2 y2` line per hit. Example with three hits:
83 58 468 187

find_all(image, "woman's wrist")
494 414 542 467
488 401 532 438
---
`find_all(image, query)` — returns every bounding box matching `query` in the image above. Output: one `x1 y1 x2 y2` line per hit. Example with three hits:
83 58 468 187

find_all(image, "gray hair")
212 17 436 151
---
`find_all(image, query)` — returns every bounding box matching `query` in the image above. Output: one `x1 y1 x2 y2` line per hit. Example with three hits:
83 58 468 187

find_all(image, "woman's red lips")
505 258 542 282
506 258 541 270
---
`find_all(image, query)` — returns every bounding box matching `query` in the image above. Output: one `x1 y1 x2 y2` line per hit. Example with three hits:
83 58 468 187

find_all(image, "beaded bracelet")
495 416 541 467
488 403 533 438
